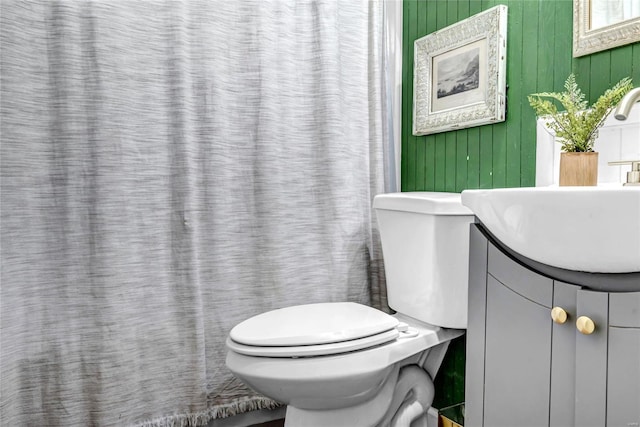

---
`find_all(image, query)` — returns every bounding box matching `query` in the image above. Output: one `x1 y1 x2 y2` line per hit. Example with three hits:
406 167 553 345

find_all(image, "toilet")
225 192 474 427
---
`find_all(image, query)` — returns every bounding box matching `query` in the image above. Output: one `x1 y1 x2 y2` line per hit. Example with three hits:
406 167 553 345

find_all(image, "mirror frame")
573 0 640 57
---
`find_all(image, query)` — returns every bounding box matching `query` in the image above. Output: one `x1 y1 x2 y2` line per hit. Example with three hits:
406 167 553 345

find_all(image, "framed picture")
413 5 508 136
573 0 640 57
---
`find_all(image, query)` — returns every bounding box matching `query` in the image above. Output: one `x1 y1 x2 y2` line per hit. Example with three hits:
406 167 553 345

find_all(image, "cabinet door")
575 290 608 427
575 290 640 427
607 292 640 427
465 225 489 427
550 281 579 427
483 275 552 427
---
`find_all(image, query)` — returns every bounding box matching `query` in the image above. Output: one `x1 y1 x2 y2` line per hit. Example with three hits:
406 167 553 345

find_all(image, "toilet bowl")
226 192 474 426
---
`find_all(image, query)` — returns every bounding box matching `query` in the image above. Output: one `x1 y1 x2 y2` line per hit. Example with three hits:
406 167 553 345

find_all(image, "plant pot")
559 152 598 186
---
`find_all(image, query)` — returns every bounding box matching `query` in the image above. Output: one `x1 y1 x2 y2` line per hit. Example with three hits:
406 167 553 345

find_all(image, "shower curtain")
0 0 391 425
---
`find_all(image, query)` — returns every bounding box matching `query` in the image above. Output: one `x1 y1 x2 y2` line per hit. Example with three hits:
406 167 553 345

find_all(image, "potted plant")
528 74 633 186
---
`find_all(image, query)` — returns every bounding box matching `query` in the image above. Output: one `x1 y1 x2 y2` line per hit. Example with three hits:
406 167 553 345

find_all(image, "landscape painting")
431 39 486 114
437 48 479 98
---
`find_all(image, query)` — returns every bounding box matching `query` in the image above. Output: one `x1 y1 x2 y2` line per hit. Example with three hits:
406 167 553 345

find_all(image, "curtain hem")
136 397 284 427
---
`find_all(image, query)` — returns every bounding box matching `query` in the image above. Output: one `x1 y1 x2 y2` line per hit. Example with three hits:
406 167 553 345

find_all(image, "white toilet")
226 192 474 427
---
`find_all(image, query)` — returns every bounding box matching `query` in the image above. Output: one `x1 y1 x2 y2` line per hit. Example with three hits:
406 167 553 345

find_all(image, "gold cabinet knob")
576 316 596 334
551 307 568 324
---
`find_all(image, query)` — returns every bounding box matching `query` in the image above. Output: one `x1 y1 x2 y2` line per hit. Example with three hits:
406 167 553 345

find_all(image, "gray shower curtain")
0 0 390 425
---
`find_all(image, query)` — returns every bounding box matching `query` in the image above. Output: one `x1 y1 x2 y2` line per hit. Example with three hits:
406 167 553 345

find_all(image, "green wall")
401 0 640 409
401 0 640 192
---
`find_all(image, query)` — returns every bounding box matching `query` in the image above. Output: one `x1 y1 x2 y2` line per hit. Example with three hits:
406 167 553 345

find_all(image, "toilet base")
284 363 400 427
284 354 442 427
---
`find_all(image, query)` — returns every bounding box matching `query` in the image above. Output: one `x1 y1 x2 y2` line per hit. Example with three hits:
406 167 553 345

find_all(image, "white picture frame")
573 0 640 57
413 5 508 136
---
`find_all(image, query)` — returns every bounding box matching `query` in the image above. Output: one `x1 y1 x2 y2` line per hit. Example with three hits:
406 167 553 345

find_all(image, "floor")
249 420 285 427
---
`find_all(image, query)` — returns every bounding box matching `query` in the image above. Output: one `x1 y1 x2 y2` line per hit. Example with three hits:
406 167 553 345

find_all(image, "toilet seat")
227 302 401 357
226 328 399 357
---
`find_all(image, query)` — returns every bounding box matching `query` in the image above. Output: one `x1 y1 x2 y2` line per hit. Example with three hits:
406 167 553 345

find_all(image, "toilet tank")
373 192 474 329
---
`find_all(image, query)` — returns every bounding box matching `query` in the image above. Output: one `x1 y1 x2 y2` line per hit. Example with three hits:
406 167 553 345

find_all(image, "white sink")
461 187 640 273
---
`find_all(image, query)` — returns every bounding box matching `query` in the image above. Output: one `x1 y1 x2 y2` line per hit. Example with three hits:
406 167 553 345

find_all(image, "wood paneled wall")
401 0 640 192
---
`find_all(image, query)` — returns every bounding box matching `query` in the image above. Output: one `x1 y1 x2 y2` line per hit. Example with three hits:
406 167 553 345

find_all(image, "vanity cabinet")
466 224 640 427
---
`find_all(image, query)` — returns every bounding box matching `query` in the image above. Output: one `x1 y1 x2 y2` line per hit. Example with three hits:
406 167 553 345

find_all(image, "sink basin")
461 187 640 273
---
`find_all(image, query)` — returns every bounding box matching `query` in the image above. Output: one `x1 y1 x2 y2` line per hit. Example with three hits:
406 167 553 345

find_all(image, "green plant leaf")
528 74 633 152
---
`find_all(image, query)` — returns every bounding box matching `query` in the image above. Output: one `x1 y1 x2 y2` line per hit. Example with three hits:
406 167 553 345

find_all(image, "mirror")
573 0 640 57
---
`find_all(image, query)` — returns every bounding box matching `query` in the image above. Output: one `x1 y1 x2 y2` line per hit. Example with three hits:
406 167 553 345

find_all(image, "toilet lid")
229 302 399 347
373 192 473 215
